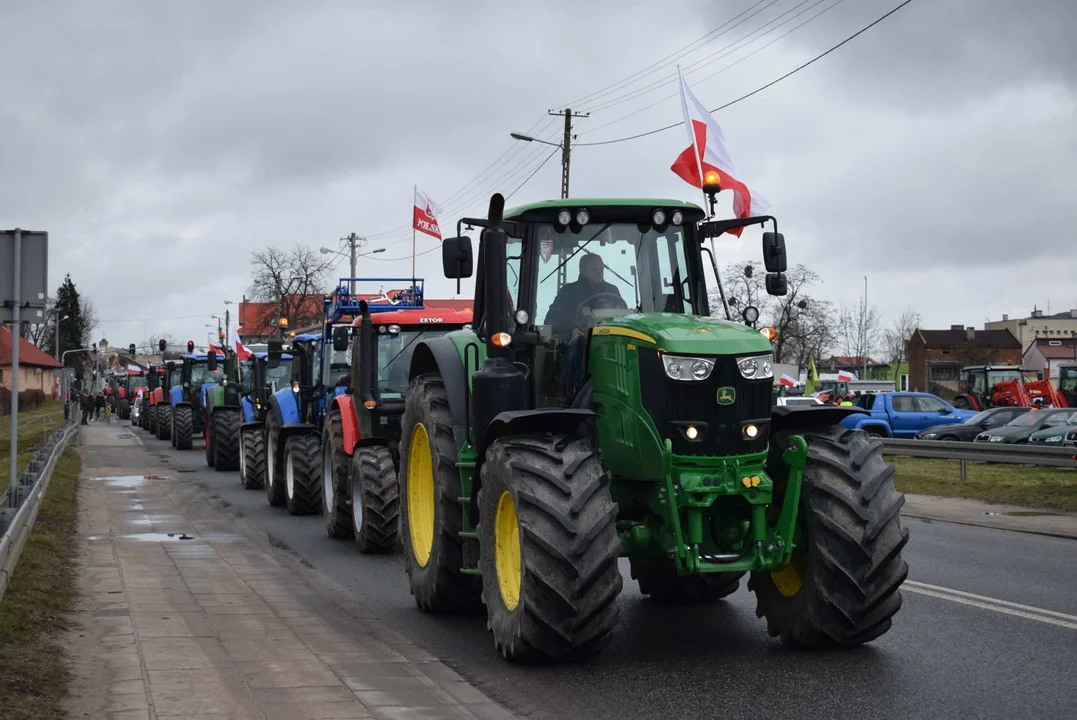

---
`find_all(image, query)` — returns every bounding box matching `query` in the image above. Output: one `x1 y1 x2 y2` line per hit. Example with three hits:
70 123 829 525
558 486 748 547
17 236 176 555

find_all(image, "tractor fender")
169 385 185 408
330 394 361 456
241 396 257 424
241 420 264 433
472 408 598 509
770 405 867 433
264 394 318 468
356 437 391 449
272 386 303 425
409 337 470 453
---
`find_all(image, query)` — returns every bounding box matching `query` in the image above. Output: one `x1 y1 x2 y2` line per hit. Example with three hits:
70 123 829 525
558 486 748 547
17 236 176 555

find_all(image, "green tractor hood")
597 313 772 356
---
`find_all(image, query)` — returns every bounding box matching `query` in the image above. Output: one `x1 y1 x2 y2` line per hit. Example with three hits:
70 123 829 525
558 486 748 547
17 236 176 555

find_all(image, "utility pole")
342 233 364 295
224 309 230 347
863 275 868 380
548 108 589 199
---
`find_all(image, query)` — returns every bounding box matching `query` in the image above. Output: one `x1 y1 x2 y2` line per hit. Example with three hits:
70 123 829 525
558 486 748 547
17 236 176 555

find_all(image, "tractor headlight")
671 210 683 226
737 353 773 379
292 381 300 394
662 355 715 381
576 209 590 225
557 209 572 226
652 209 666 226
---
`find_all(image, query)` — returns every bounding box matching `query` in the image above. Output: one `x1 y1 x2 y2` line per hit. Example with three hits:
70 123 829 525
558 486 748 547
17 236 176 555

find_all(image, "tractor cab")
955 365 1067 409
125 371 148 399
1058 363 1077 407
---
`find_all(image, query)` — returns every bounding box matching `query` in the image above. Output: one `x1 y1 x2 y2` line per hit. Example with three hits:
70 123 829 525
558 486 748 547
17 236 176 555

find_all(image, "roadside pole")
2 229 49 504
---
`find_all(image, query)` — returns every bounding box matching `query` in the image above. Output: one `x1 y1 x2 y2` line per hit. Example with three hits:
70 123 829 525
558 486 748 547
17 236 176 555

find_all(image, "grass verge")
0 400 68 495
0 448 81 720
889 456 1077 513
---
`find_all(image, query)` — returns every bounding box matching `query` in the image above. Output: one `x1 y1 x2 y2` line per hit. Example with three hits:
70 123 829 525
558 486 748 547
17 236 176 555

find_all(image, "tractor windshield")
535 222 698 337
378 329 456 396
188 362 208 388
1059 366 1077 393
128 376 147 389
267 358 293 390
987 369 1023 387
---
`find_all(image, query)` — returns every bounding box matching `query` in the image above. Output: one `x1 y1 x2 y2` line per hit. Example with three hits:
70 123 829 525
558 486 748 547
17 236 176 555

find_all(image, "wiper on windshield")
380 333 425 376
541 223 613 284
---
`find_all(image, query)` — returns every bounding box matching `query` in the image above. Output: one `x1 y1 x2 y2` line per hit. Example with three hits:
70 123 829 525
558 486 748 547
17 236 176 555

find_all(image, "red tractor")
953 365 1069 411
319 303 473 552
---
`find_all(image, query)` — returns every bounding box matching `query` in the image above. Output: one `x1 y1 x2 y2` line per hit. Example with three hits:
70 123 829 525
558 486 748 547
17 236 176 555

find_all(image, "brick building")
0 325 63 393
907 325 1022 397
985 307 1077 351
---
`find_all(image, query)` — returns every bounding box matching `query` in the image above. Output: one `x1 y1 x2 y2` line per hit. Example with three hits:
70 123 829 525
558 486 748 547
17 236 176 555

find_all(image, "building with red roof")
0 325 62 394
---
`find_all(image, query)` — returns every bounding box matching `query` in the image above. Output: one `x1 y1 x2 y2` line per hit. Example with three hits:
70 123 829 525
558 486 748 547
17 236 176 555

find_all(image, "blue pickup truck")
839 392 977 438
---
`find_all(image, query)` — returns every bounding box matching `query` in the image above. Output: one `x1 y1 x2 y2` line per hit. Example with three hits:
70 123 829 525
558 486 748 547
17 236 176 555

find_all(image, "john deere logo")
717 387 736 405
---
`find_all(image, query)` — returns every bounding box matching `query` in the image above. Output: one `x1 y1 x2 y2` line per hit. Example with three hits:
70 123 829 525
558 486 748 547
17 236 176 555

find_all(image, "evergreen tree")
53 275 93 388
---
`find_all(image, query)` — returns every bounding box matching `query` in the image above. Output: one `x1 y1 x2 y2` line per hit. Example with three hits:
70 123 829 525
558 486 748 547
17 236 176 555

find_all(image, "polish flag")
778 374 797 387
208 344 222 357
670 72 769 237
235 340 254 360
413 186 442 240
837 371 856 382
127 366 141 374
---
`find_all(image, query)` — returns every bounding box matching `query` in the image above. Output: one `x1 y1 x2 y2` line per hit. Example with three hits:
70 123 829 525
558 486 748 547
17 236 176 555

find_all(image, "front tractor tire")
284 434 322 516
213 409 242 471
157 405 172 441
240 426 266 490
321 412 354 539
478 435 622 662
351 445 400 553
749 426 909 647
119 399 130 420
398 374 481 613
173 405 194 450
264 415 287 506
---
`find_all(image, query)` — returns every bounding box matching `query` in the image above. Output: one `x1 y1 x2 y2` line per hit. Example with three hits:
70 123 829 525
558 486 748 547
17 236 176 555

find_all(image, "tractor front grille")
638 349 771 457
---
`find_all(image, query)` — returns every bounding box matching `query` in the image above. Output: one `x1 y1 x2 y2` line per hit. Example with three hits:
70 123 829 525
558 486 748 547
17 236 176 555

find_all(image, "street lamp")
510 132 561 148
320 244 386 295
510 130 572 198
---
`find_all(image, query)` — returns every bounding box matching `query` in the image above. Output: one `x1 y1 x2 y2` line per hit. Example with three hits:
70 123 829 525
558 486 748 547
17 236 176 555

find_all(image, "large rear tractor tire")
351 445 399 553
398 374 481 613
173 406 194 450
952 395 974 410
284 434 322 516
630 559 743 605
205 412 216 467
213 409 241 471
147 405 156 433
478 435 622 662
321 412 353 539
240 426 266 490
157 406 172 441
749 426 909 647
264 415 287 507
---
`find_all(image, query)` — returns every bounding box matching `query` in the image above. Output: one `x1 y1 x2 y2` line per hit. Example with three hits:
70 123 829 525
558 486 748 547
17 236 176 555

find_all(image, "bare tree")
718 260 768 323
767 265 836 367
838 295 883 369
246 245 335 330
883 308 921 377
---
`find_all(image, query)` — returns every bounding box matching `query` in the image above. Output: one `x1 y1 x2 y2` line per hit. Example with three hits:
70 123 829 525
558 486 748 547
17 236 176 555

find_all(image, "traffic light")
159 339 167 353
187 340 195 353
128 343 136 356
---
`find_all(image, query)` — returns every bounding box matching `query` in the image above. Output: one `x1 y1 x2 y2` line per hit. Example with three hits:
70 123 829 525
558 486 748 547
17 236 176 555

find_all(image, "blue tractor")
167 342 226 451
263 278 424 515
238 350 294 490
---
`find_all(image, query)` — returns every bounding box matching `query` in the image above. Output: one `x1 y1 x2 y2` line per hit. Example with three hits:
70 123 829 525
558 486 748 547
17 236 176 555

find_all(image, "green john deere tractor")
398 192 909 662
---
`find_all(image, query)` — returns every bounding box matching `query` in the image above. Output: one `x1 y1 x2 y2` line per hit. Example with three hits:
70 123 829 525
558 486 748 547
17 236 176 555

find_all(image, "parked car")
974 408 1075 444
840 392 976 438
916 406 1031 441
1027 411 1077 446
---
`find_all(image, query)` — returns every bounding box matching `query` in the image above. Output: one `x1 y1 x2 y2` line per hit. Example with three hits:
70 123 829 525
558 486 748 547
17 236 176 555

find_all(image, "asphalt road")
130 426 1077 720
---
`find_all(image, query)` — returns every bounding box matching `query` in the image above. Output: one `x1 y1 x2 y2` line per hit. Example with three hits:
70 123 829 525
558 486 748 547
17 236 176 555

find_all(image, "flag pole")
680 67 731 321
412 184 417 296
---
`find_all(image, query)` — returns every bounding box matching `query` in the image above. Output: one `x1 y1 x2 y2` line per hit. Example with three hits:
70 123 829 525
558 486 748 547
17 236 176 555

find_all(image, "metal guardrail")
0 412 78 601
880 438 1077 480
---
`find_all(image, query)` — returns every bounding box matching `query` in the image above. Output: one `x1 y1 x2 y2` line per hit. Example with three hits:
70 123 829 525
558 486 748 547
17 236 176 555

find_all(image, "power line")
575 0 913 148
579 0 847 136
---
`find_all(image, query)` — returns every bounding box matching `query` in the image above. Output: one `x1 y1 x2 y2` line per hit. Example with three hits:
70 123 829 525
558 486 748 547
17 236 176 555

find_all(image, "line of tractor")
124 187 912 663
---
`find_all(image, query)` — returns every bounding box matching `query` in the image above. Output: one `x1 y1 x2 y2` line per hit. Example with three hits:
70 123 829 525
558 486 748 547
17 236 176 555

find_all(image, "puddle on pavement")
983 511 1063 517
86 532 196 542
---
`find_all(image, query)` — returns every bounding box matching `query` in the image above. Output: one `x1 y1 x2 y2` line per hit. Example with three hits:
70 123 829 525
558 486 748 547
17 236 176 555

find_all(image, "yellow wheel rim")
771 548 806 598
494 491 522 611
407 423 435 568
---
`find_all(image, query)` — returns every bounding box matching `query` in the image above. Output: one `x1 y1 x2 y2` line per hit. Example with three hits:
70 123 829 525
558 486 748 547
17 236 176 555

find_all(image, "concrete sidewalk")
65 422 513 720
903 493 1077 540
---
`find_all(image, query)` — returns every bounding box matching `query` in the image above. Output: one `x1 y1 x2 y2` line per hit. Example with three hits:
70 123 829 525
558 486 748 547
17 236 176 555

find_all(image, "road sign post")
2 230 49 505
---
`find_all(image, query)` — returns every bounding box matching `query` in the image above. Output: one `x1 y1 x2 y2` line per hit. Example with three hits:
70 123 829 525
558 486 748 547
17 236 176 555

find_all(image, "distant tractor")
1057 363 1077 408
953 365 1068 410
140 365 164 431
154 362 184 441
238 350 294 490
122 369 148 422
395 193 908 662
201 351 243 471
320 298 472 552
167 344 226 451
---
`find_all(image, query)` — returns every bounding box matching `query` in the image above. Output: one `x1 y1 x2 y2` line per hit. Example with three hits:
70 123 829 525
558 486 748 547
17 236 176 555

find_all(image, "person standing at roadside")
80 392 91 425
94 392 105 420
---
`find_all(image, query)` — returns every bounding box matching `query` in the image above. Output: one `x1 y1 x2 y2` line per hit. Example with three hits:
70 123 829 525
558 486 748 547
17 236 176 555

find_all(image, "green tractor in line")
397 192 909 662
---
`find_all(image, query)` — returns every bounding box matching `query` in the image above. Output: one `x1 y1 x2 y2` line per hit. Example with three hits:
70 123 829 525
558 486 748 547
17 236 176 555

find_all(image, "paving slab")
63 422 514 720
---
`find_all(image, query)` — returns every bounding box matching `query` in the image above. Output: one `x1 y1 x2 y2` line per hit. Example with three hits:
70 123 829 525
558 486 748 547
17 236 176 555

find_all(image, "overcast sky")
2 0 1075 351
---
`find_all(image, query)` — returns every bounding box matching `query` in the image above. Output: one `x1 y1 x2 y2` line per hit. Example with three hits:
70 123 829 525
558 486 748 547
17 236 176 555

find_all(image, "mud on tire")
478 434 622 662
352 445 399 553
398 374 481 613
748 425 909 647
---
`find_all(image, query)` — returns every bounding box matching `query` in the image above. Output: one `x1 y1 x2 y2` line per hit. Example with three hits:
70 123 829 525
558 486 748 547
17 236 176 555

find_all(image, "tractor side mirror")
267 339 282 369
765 273 787 296
762 232 787 273
206 352 218 372
332 325 349 352
442 236 474 279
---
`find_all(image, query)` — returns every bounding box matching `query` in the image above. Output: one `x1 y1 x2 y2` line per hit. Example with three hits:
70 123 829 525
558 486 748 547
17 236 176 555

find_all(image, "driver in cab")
543 253 625 338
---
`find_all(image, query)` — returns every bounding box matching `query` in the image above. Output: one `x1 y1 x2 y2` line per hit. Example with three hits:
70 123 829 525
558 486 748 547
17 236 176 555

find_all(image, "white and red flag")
670 72 769 237
837 370 856 382
235 340 253 360
778 374 797 387
413 186 442 240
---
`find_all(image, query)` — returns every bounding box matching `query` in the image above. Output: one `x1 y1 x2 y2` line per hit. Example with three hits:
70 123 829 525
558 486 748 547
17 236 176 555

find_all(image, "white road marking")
904 580 1077 630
